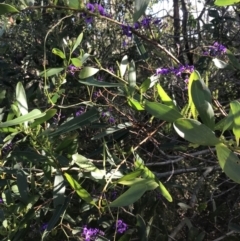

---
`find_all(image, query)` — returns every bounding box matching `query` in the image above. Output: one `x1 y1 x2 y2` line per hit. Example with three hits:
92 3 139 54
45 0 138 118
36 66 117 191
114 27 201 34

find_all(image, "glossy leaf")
189 71 215 130
158 181 172 202
71 32 83 54
109 179 158 207
47 108 99 137
68 0 81 9
17 170 28 204
72 153 98 172
128 60 136 96
119 55 128 78
52 48 66 59
71 58 82 67
128 98 144 110
216 143 240 183
78 77 122 87
133 0 150 22
30 109 57 128
214 110 234 132
79 67 99 79
156 83 178 111
64 173 95 205
145 101 182 122
212 58 228 69
0 4 19 15
0 109 45 128
230 101 240 145
40 68 64 77
53 172 66 208
214 0 240 6
16 82 28 116
140 78 150 93
174 118 220 146
117 169 143 184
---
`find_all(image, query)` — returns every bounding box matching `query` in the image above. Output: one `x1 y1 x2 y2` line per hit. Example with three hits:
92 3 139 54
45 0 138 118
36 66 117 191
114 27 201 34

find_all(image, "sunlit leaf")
30 109 57 128
71 32 83 54
174 118 220 146
52 48 66 59
53 172 66 208
216 143 240 183
214 0 240 6
119 55 128 78
72 153 98 172
16 82 28 117
128 98 144 110
0 4 19 15
78 77 123 87
230 100 240 145
39 68 64 77
79 67 99 79
128 60 136 96
71 58 82 67
212 58 228 69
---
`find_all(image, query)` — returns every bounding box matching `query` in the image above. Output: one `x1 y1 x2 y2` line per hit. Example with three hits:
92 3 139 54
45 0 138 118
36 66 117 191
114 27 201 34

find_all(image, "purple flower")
121 24 132 37
86 3 95 12
153 18 161 25
0 198 3 204
2 143 13 155
206 42 227 56
97 4 105 16
68 64 81 75
141 17 152 27
82 226 104 241
109 116 115 124
76 107 85 116
85 16 93 24
122 40 127 47
115 220 128 234
133 22 140 29
93 90 100 99
156 67 170 75
40 223 48 232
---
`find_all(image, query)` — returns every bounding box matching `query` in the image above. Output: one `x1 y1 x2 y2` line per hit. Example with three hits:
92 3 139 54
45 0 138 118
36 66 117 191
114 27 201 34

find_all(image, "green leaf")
136 215 147 241
128 60 136 96
117 169 143 184
39 68 64 77
30 109 57 128
16 82 28 116
55 134 78 152
214 0 240 6
0 4 19 15
0 109 46 127
216 143 240 183
72 153 98 172
71 32 83 54
215 111 234 132
230 101 240 145
52 48 66 59
64 173 95 205
71 58 82 67
140 78 150 93
145 101 182 122
134 35 148 60
189 71 215 130
68 0 81 9
79 67 99 79
78 77 123 87
156 83 178 111
128 98 144 110
119 55 128 78
212 58 228 69
133 0 150 22
109 179 158 207
158 181 172 202
53 172 66 208
174 118 220 146
226 50 240 70
47 108 99 137
17 170 28 204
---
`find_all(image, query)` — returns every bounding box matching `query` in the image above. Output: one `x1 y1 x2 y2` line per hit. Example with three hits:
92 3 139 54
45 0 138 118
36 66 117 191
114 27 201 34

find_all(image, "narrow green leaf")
52 48 66 59
16 82 28 117
30 109 57 128
226 50 240 70
128 98 144 110
71 58 82 67
119 55 128 78
109 179 158 207
230 101 240 145
78 77 123 87
0 4 19 15
72 153 98 172
214 0 240 6
39 68 64 77
140 78 150 93
64 173 95 205
158 181 172 202
216 143 240 183
79 67 99 79
117 169 143 184
0 109 45 128
133 0 150 22
156 83 178 110
136 215 147 241
71 32 83 54
17 170 28 204
53 172 66 208
174 118 220 146
128 60 136 96
68 0 81 9
145 101 182 122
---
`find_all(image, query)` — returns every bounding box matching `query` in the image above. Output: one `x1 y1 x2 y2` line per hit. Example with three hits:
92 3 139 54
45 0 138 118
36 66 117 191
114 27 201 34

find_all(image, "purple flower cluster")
115 220 128 234
121 16 162 38
40 223 48 232
203 42 227 56
2 142 13 156
67 64 81 75
156 65 194 77
82 226 104 241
